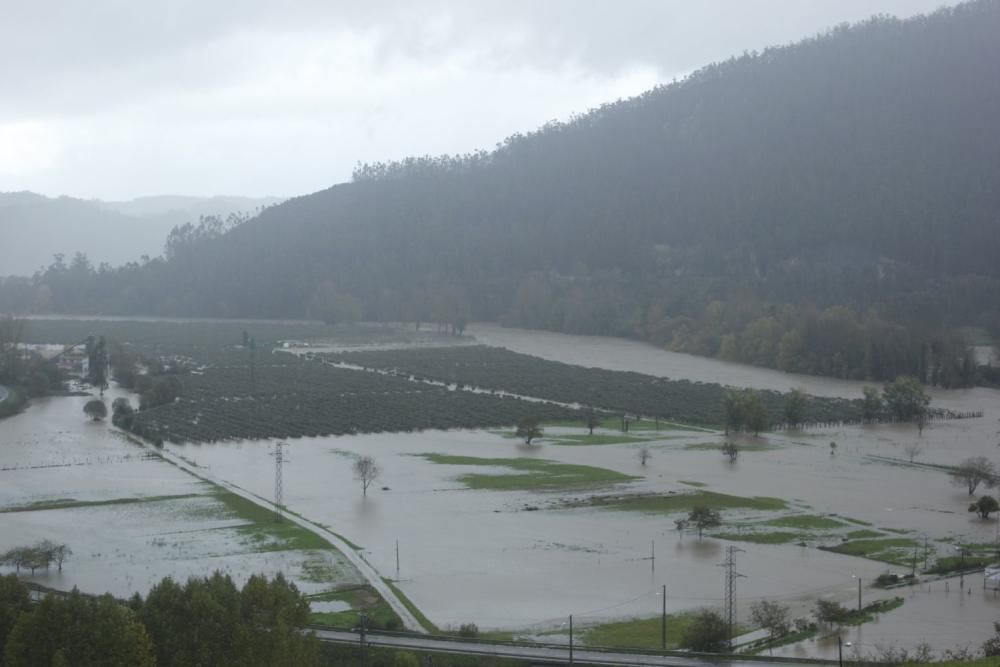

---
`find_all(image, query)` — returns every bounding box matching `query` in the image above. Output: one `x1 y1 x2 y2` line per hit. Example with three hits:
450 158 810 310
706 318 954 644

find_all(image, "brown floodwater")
3 322 999 652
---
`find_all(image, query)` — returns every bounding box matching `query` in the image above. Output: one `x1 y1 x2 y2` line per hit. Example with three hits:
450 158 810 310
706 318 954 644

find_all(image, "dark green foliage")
137 374 181 410
814 599 850 625
0 575 30 659
83 399 107 421
722 388 768 434
3 590 155 667
0 317 66 402
332 345 860 427
680 610 729 652
783 389 807 428
982 622 1000 657
515 417 543 444
882 376 930 421
969 495 999 519
111 397 135 429
861 386 882 420
130 349 576 443
687 506 722 538
138 572 319 667
3 4 999 386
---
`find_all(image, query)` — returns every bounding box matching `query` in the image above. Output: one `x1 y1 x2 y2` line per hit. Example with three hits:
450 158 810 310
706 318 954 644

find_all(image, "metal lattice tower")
719 546 746 649
270 442 288 522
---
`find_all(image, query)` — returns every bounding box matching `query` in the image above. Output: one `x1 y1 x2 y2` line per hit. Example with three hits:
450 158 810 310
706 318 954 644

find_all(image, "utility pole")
360 612 368 667
661 584 667 650
857 577 862 612
569 614 574 666
719 546 745 650
270 442 288 522
651 540 655 571
838 635 843 667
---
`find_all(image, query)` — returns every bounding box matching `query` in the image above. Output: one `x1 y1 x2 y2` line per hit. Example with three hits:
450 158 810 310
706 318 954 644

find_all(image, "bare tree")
903 443 923 463
721 442 739 463
353 456 381 497
638 446 651 466
950 456 996 496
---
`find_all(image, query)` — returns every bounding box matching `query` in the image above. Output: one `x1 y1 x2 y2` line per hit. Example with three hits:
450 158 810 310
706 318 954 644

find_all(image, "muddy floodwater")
3 323 999 655
0 384 362 599
170 429 891 629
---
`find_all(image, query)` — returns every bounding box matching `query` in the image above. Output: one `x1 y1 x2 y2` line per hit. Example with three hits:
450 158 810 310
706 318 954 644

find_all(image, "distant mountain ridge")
0 192 283 276
3 0 999 385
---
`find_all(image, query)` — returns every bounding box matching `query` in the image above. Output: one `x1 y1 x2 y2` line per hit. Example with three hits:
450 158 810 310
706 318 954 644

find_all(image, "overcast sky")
0 0 960 201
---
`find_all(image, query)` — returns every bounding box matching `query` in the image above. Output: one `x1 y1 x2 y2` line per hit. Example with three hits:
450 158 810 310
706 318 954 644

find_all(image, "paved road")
124 434 426 633
312 628 831 667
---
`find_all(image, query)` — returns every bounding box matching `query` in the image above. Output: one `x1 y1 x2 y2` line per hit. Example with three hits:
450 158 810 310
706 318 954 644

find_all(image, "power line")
719 546 746 650
269 441 288 522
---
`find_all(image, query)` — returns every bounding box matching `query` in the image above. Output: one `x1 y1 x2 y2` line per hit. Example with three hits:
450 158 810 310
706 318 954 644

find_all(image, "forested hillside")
2 1 998 385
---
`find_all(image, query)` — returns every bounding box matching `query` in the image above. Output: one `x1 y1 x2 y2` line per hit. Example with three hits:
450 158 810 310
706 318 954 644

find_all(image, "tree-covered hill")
3 1 998 385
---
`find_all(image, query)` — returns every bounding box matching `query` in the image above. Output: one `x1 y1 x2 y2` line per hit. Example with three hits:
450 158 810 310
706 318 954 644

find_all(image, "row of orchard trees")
0 541 71 575
724 376 933 436
0 571 321 667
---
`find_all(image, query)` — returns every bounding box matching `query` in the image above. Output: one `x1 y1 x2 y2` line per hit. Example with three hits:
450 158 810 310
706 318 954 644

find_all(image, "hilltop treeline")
2 1 999 385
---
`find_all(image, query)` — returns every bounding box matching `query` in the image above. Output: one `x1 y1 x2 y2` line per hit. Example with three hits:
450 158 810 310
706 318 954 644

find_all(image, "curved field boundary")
122 432 426 634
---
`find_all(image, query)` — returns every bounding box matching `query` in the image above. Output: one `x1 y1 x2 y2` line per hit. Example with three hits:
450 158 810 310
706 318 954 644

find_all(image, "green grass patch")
417 453 635 491
925 555 995 574
214 491 333 551
308 585 402 630
383 578 438 634
301 557 349 584
581 612 702 650
548 434 649 446
843 597 904 626
577 490 786 514
712 531 809 544
822 538 919 566
765 515 846 530
0 493 203 514
846 530 884 539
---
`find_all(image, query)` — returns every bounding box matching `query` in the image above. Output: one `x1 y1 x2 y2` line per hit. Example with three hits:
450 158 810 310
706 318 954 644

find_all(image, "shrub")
458 622 479 638
680 610 729 652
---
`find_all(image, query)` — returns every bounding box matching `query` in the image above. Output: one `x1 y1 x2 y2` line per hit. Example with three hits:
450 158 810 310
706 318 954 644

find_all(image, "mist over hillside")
2 0 998 385
0 192 282 276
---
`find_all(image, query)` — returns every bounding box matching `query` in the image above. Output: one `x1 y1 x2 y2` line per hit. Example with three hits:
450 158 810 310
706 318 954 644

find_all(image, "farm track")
126 432 427 634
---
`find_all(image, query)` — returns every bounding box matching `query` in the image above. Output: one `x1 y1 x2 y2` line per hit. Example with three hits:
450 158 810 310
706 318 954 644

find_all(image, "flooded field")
0 384 363 600
167 429 892 630
3 320 999 655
